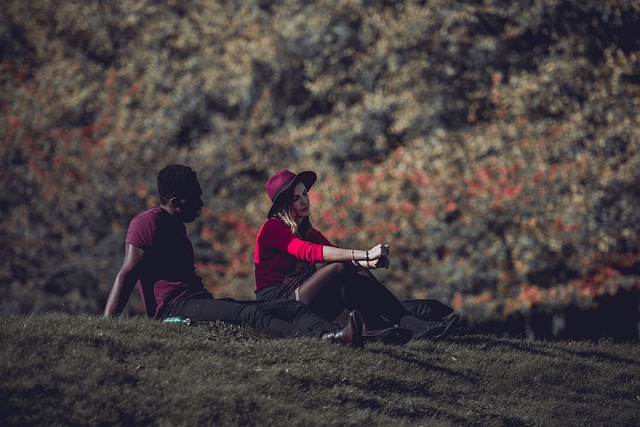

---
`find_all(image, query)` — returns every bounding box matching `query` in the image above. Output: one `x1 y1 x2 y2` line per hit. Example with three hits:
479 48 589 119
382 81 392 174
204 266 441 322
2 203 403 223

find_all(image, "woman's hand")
367 243 389 260
366 244 391 269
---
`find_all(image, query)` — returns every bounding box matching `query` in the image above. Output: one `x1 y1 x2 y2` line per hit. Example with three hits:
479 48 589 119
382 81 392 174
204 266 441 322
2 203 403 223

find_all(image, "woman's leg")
294 262 411 324
339 272 458 337
296 263 411 326
297 265 457 338
296 263 349 320
339 269 412 326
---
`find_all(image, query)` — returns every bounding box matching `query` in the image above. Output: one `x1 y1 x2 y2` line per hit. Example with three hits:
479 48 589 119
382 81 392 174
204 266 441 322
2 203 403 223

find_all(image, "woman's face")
291 181 310 222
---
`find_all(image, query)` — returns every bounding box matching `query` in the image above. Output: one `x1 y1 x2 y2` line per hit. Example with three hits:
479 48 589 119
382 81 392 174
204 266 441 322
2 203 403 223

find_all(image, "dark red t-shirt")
126 207 206 318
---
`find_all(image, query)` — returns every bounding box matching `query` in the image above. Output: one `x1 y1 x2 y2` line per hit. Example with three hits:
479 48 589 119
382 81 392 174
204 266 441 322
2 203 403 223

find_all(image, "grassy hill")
1 313 639 426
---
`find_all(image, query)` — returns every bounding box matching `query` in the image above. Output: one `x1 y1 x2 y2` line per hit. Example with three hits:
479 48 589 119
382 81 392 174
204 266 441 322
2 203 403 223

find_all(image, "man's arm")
103 243 146 317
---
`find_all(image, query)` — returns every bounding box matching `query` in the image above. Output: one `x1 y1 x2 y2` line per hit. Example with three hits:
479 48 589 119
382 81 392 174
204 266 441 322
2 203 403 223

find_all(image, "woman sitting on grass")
254 169 459 342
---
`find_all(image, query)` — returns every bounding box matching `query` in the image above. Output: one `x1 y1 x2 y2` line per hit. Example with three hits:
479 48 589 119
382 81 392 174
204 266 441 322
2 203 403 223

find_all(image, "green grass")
1 313 639 426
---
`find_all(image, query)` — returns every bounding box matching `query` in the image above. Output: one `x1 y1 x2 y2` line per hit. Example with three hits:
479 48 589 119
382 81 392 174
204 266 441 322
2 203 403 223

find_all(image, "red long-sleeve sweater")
254 218 334 292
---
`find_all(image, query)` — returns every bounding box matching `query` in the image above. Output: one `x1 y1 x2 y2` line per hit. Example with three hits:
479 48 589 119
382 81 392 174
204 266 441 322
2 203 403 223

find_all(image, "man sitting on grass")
104 164 365 346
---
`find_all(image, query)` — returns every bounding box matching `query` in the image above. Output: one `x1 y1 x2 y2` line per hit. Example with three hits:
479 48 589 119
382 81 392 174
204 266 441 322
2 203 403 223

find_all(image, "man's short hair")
157 164 199 204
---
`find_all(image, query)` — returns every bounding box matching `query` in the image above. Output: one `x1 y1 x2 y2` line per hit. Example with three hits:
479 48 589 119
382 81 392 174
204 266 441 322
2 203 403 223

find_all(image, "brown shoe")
322 310 364 348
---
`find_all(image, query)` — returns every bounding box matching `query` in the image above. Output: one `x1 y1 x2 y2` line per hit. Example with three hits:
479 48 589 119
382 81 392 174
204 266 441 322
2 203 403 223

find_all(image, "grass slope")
1 313 639 426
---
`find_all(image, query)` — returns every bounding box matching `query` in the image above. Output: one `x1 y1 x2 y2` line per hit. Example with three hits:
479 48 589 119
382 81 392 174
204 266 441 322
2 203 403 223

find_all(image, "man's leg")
255 299 340 333
171 297 328 338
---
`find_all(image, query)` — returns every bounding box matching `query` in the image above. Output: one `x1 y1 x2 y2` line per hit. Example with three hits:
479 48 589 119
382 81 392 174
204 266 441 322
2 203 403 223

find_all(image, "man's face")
175 183 204 223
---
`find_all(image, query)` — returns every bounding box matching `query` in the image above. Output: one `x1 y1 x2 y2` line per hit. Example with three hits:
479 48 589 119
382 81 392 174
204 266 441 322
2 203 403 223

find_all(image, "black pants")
258 265 412 329
167 293 338 338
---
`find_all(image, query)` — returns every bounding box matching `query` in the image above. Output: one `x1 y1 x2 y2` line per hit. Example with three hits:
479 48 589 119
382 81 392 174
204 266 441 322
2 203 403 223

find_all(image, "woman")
254 169 459 341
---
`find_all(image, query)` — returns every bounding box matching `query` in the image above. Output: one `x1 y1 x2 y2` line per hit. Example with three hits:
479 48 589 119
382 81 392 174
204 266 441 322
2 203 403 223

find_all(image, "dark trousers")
168 293 338 338
258 265 411 329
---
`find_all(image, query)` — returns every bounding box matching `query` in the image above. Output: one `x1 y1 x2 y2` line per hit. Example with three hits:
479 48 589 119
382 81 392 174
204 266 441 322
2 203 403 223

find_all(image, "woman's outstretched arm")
322 244 390 269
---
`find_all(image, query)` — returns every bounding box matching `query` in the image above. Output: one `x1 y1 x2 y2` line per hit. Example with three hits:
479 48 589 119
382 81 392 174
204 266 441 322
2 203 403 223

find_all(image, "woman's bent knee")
323 262 347 275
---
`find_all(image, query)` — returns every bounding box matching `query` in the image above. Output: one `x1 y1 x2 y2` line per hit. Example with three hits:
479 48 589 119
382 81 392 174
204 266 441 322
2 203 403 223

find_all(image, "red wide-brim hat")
266 169 317 218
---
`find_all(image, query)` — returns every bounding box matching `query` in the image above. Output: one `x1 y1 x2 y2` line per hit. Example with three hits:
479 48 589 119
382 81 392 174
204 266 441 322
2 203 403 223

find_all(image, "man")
104 164 362 346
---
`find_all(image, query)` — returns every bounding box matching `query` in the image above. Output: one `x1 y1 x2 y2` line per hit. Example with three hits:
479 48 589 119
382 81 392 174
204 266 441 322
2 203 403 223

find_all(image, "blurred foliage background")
1 0 639 337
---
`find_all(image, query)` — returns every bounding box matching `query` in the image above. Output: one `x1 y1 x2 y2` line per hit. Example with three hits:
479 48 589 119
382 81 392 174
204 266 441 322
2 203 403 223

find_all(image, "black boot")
401 314 460 340
419 314 460 339
362 326 412 345
322 310 364 348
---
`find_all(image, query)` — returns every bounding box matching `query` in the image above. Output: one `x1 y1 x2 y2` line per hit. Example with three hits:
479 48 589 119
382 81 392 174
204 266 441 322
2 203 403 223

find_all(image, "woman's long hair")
269 186 312 238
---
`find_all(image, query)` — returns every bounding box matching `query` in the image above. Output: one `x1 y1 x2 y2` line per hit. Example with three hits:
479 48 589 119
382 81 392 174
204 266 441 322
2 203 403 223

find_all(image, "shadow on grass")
367 344 479 384
453 333 640 366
